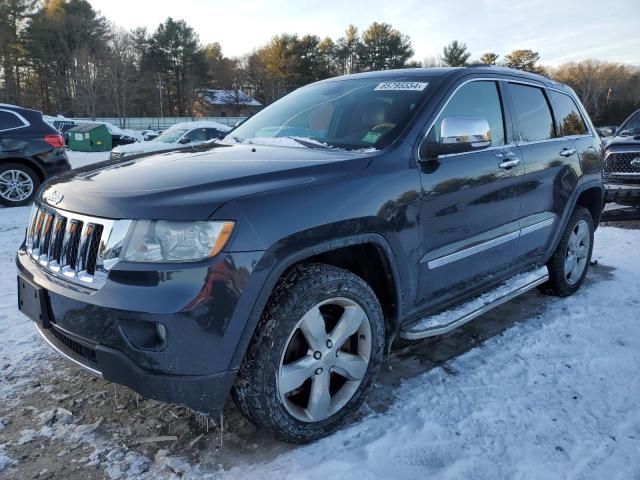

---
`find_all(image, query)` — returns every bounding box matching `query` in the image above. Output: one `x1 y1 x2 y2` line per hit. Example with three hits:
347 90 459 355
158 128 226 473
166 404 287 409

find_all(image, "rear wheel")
232 263 384 443
544 206 594 296
0 163 40 207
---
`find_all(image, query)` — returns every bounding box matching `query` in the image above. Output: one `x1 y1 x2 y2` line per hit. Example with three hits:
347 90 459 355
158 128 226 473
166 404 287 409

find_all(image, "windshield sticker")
374 81 428 91
362 131 382 143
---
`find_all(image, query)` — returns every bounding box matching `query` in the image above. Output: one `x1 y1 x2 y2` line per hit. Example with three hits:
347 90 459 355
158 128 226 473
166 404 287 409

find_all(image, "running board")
400 266 549 340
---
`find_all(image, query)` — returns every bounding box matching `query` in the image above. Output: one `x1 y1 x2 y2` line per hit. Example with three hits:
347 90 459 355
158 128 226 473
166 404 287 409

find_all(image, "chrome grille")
604 151 640 176
26 204 131 290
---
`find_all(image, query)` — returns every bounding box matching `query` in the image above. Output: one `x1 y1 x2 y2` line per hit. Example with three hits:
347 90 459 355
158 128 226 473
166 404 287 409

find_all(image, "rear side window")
185 128 207 142
508 84 554 143
549 91 588 136
205 128 223 140
0 110 27 132
428 81 505 146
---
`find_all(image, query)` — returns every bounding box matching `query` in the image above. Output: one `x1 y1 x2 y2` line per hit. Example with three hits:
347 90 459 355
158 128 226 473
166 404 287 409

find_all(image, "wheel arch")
1 156 46 182
545 180 603 264
229 233 403 370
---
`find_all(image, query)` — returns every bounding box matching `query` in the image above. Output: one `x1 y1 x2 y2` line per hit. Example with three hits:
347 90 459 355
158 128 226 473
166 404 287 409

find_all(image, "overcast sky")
89 0 640 66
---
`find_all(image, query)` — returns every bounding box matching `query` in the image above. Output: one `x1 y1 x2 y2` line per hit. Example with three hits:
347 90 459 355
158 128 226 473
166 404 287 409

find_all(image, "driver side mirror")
179 137 192 144
420 116 491 160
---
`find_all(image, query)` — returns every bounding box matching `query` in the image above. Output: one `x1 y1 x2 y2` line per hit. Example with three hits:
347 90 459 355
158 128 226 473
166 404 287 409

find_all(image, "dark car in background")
0 104 70 207
603 109 640 206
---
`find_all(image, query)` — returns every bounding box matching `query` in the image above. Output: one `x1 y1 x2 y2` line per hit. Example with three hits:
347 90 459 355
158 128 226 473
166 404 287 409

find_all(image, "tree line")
1 0 638 126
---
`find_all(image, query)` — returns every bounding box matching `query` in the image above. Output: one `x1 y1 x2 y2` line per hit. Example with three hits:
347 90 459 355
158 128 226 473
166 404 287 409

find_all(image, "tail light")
44 134 65 149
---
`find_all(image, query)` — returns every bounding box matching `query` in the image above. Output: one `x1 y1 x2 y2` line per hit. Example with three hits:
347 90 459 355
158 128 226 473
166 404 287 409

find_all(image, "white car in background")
109 120 232 159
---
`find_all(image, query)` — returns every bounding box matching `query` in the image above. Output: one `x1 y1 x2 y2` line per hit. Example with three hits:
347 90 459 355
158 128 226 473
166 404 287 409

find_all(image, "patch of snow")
238 136 378 153
0 446 16 473
66 150 110 169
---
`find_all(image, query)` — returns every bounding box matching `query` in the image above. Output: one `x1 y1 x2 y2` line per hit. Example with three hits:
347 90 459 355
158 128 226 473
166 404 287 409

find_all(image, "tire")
232 263 385 443
544 206 594 296
0 163 40 207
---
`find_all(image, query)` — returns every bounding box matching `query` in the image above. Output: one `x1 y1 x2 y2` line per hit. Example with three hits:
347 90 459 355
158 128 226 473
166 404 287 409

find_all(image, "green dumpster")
68 123 112 152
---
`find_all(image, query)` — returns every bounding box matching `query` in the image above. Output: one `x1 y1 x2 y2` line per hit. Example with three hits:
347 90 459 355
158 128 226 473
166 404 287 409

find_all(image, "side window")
0 111 26 132
205 128 222 140
549 91 588 136
185 128 206 142
507 84 554 142
428 81 505 147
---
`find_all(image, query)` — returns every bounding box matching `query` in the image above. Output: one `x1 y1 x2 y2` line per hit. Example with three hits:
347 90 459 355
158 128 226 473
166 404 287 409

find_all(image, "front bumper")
604 180 640 206
17 247 265 415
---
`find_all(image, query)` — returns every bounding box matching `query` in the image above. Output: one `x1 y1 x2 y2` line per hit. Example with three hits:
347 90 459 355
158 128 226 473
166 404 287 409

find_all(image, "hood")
39 144 372 220
112 140 183 155
605 134 640 149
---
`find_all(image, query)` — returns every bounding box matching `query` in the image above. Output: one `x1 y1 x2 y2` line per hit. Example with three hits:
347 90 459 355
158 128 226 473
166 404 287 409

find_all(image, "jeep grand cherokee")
16 66 603 443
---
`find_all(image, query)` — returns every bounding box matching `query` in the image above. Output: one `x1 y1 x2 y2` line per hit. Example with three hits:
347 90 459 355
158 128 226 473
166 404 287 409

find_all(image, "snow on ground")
66 150 111 169
0 151 639 478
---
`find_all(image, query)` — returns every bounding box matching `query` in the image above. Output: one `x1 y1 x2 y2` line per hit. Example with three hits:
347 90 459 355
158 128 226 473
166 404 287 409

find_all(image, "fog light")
155 322 167 343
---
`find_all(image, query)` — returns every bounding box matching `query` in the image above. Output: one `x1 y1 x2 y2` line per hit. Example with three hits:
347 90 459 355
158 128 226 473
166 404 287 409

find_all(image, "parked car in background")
141 129 159 141
0 104 70 207
603 109 640 206
596 125 617 138
104 122 138 147
109 120 231 159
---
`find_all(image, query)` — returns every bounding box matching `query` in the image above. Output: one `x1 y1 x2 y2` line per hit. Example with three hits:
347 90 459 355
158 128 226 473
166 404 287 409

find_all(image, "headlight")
122 220 235 263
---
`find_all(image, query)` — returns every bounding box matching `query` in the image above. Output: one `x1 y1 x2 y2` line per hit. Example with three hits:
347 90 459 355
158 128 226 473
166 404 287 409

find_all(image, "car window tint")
508 84 554 142
549 91 588 136
428 81 505 147
205 128 222 140
0 111 25 131
185 128 206 142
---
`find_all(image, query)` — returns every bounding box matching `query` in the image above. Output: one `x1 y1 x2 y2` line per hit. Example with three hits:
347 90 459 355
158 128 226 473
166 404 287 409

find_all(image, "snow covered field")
0 151 639 479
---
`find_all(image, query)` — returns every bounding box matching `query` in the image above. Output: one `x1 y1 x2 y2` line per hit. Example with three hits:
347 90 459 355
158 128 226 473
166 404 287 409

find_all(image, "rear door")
548 90 602 175
505 82 579 266
416 79 524 307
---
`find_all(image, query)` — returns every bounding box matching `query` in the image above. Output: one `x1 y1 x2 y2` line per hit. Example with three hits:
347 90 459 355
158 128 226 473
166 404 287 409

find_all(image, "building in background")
195 89 262 118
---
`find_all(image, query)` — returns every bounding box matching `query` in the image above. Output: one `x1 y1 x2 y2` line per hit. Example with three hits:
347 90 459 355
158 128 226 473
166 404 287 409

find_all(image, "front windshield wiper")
286 136 332 150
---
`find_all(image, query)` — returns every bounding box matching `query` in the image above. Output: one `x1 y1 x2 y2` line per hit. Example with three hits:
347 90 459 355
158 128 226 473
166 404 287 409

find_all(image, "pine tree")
504 49 545 74
442 41 471 67
479 52 499 65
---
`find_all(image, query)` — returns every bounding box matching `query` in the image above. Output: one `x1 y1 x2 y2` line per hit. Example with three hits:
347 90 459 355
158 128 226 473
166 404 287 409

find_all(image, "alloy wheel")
0 170 34 202
564 219 590 285
277 297 372 423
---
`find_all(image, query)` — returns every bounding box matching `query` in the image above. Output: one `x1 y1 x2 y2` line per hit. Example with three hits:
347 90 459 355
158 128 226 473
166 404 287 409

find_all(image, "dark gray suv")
17 66 603 443
0 104 70 206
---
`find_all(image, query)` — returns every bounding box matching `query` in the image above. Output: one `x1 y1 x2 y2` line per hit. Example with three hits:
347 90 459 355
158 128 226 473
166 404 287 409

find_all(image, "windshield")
223 77 432 151
155 127 188 143
619 111 640 136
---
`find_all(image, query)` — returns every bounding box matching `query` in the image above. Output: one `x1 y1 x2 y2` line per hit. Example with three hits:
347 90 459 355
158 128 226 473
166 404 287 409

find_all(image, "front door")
416 79 524 309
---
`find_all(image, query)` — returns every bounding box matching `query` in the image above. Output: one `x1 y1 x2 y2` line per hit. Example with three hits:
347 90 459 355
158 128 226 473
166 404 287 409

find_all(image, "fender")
228 232 403 370
2 155 46 181
544 178 604 264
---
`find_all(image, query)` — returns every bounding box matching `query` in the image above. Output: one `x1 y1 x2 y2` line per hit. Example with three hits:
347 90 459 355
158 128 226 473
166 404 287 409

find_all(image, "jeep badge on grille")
44 189 64 205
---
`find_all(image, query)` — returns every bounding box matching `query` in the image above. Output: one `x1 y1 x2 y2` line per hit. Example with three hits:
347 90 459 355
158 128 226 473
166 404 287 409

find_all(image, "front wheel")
232 263 385 443
544 206 594 296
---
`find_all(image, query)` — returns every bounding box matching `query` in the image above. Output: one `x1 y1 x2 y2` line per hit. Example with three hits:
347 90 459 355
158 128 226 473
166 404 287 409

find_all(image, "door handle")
499 158 520 169
559 148 576 157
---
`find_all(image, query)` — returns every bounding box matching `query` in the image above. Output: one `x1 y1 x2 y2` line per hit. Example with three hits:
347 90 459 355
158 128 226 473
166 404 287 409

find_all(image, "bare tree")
105 28 138 127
